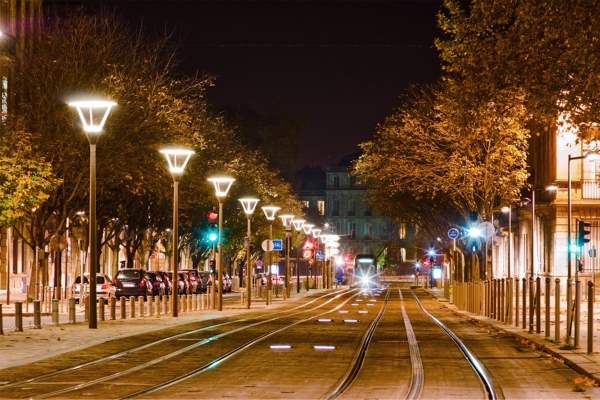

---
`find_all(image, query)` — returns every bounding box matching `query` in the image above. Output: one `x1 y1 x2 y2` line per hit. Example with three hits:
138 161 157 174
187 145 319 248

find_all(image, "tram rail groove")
15 290 362 400
0 289 352 393
409 290 497 400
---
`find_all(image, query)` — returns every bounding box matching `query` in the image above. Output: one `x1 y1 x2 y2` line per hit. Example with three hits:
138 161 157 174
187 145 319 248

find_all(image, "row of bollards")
1 292 216 333
453 277 595 354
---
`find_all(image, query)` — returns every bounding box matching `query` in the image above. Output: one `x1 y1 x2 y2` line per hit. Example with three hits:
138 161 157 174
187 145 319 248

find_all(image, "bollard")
25 288 30 313
139 296 144 317
201 293 205 310
555 278 561 343
188 294 192 311
157 296 162 316
69 298 76 324
0 304 3 335
536 277 541 334
84 296 90 322
588 281 594 354
241 291 245 306
120 297 126 319
528 277 534 333
15 302 23 332
149 297 154 316
33 300 42 329
166 296 171 314
52 299 59 327
545 278 550 338
110 297 116 320
522 278 527 330
515 278 520 327
500 279 505 323
99 297 105 321
130 297 136 318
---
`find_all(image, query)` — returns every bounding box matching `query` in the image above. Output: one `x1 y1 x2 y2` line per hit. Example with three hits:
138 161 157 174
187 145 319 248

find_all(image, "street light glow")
160 148 194 174
68 100 117 133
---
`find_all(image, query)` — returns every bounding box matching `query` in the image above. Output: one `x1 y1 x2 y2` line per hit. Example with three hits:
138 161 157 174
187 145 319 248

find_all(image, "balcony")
583 180 600 200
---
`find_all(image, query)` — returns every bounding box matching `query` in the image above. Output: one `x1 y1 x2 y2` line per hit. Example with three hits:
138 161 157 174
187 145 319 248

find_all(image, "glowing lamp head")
160 148 194 174
208 176 235 198
68 99 116 135
468 227 481 237
262 205 280 221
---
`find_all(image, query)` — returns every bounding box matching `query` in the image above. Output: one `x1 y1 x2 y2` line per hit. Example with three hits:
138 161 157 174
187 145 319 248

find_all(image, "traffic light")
209 260 215 274
578 221 592 247
207 210 218 242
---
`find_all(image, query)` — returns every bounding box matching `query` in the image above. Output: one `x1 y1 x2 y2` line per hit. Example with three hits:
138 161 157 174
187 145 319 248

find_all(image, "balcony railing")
583 179 600 199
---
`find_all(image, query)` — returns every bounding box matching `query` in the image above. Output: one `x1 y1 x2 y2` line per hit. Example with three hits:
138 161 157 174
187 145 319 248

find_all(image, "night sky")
82 0 444 168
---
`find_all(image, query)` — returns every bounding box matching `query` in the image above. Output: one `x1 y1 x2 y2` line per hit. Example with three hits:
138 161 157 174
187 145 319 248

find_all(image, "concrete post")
545 278 550 339
120 297 126 319
522 278 527 330
110 297 116 320
130 297 136 318
555 278 561 343
69 297 76 324
575 280 581 347
15 302 23 332
33 300 42 329
515 278 519 327
52 299 59 326
0 304 3 335
536 277 541 334
149 297 154 316
99 297 105 322
84 296 90 322
139 296 144 317
588 281 594 354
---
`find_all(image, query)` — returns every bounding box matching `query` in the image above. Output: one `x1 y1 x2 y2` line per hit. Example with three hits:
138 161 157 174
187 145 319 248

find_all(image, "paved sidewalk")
0 288 324 370
427 287 600 386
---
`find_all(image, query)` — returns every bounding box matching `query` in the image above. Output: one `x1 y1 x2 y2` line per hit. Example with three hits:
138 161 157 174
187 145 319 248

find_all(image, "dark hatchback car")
146 271 166 297
112 269 153 300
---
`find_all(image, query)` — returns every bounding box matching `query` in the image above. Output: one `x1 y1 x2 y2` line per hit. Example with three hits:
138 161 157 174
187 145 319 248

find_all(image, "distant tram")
353 254 378 288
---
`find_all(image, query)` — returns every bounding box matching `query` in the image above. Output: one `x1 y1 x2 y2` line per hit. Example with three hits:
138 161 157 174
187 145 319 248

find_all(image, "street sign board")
272 239 283 251
261 240 274 251
256 260 263 267
448 228 459 239
302 250 313 260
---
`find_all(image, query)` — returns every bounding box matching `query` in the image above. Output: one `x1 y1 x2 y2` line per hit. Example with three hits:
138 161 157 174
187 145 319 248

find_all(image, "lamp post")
239 198 259 309
566 151 600 345
69 99 116 329
261 206 280 299
312 228 322 288
208 176 235 311
302 223 314 291
279 214 295 298
292 219 305 293
160 148 194 318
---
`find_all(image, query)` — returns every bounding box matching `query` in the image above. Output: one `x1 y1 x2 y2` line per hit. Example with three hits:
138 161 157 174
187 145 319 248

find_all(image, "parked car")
180 269 210 294
180 271 198 294
146 271 166 297
72 273 112 303
214 272 232 293
197 271 211 293
111 269 153 300
166 271 188 295
157 271 173 296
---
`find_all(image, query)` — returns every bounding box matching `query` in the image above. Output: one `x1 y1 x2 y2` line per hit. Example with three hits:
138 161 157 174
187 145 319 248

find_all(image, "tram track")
0 289 359 399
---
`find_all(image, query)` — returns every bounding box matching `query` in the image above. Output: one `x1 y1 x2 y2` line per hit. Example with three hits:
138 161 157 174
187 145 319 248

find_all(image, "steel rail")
410 290 497 400
25 290 359 400
0 289 350 392
401 289 424 400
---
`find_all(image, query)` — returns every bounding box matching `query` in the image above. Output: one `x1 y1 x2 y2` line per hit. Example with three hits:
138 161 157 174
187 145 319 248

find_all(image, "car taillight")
71 284 75 290
140 279 145 287
153 281 159 286
101 284 109 290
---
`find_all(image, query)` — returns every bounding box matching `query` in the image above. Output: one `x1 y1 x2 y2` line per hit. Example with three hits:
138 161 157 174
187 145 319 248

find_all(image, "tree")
436 0 600 134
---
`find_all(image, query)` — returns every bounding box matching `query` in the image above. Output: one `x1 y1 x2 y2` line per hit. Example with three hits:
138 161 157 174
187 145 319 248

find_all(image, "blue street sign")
272 239 283 251
448 228 459 239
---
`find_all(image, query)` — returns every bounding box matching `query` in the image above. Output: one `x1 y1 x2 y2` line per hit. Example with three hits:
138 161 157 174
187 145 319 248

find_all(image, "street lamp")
262 206 280 298
279 214 295 298
208 176 235 311
292 219 305 293
302 223 314 291
69 99 116 329
566 151 600 345
160 148 194 318
239 198 259 309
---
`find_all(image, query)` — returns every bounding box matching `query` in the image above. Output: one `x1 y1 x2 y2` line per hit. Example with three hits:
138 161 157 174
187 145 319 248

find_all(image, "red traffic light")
207 211 218 222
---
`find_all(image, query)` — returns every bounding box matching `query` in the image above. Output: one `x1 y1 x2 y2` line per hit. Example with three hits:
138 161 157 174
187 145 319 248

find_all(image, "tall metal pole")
567 155 573 345
296 232 300 293
246 217 252 309
267 223 273 296
172 179 179 317
88 142 98 329
285 229 290 298
217 200 224 311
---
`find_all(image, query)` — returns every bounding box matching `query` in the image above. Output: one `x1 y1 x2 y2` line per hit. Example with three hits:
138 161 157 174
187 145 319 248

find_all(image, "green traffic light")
209 232 217 241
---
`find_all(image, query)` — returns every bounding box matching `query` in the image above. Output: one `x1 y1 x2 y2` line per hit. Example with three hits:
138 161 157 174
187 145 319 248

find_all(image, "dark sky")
83 0 444 167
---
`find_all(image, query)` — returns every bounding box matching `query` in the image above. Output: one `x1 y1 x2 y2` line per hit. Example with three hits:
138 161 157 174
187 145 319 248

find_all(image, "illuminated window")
399 223 406 239
317 200 325 215
302 200 310 208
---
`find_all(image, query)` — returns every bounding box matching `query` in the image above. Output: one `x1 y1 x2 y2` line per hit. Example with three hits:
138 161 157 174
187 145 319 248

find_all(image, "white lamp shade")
208 176 235 197
312 228 322 238
291 219 305 231
279 214 295 227
68 100 117 133
239 198 259 215
262 206 280 220
585 151 600 161
160 148 194 173
302 224 314 234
